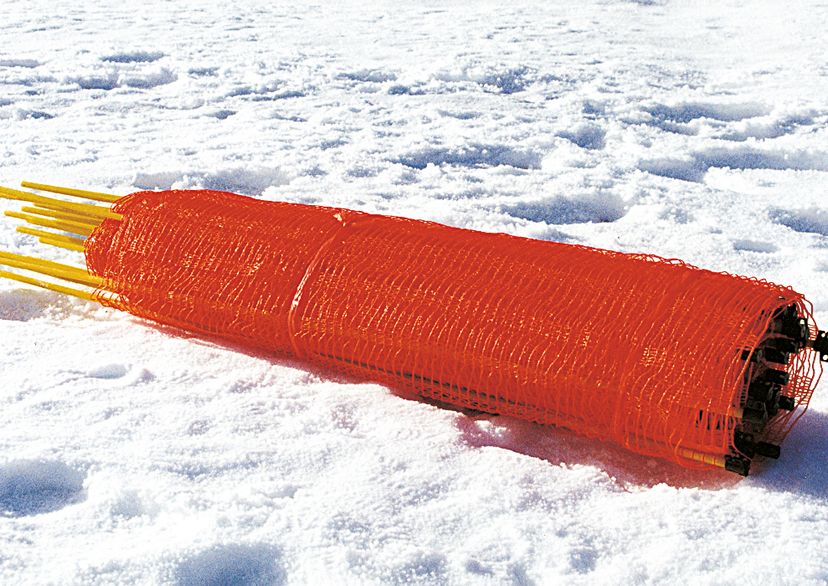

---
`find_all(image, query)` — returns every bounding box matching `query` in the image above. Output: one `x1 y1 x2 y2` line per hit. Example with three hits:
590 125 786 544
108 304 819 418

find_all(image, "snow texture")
1 1 828 583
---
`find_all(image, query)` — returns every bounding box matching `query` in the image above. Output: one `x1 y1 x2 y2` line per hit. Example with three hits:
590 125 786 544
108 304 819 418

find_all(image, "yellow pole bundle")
0 181 120 298
0 185 122 221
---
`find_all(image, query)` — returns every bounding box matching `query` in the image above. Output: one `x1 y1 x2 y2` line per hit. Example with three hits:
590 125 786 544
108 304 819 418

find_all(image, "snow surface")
2 1 828 583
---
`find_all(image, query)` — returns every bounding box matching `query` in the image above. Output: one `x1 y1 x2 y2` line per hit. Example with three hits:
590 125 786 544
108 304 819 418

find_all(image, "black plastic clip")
778 395 796 411
748 380 776 403
725 455 751 476
811 331 828 363
764 368 790 386
762 346 790 365
743 400 767 420
779 306 809 346
734 431 781 460
755 442 781 459
741 400 768 433
766 337 800 354
734 431 756 458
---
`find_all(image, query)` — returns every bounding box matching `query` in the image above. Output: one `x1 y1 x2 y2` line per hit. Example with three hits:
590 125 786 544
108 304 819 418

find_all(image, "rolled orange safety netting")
0 182 824 475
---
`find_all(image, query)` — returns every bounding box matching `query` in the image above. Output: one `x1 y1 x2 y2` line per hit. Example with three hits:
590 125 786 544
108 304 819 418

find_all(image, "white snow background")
1 1 828 584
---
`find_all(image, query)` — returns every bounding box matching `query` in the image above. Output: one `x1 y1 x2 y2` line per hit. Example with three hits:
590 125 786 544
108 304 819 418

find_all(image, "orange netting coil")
84 189 822 473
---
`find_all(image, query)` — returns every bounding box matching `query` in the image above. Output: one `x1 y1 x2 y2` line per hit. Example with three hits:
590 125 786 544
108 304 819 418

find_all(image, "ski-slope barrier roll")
1 183 825 475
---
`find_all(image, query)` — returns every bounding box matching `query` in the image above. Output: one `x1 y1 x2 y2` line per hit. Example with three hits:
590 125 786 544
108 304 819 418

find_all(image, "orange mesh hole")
85 189 822 471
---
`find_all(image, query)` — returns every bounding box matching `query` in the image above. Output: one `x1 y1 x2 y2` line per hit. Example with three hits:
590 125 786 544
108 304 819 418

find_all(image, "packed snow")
2 1 828 583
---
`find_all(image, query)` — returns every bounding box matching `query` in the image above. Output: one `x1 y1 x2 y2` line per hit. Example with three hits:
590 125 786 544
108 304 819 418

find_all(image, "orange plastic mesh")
85 189 822 469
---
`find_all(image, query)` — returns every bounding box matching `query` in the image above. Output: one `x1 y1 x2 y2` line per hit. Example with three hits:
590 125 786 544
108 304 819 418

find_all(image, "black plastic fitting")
778 395 796 411
748 380 776 403
755 442 781 459
725 455 751 476
734 431 756 458
762 346 790 365
811 331 828 363
764 368 790 386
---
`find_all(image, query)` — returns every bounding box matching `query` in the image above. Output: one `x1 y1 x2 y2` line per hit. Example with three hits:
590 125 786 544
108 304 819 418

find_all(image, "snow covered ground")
2 0 828 583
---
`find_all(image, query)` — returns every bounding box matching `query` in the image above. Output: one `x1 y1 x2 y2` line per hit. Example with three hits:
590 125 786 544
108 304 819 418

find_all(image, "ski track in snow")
1 1 828 583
